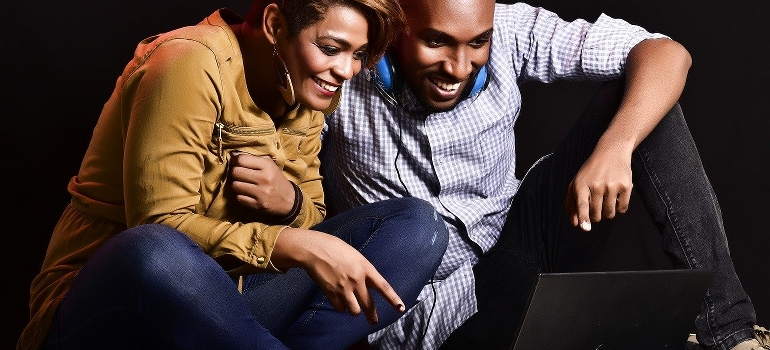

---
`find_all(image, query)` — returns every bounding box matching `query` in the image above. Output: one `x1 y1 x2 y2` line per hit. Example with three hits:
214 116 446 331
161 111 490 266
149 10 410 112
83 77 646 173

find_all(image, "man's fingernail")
398 303 405 312
580 220 592 231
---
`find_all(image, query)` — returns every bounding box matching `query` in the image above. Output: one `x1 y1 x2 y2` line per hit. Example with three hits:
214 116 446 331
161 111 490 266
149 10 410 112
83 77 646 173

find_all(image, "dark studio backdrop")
3 0 768 348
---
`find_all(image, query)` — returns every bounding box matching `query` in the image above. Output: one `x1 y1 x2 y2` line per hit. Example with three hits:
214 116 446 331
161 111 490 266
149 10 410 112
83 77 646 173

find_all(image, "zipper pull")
215 122 224 163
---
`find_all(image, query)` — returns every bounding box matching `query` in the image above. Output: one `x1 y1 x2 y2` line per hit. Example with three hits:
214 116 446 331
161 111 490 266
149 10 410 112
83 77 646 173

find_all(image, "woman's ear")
262 3 285 45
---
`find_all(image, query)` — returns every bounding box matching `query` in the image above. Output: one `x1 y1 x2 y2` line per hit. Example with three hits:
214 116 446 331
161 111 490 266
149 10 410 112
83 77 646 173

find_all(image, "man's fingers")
574 185 592 231
617 188 632 213
602 191 618 219
588 186 605 223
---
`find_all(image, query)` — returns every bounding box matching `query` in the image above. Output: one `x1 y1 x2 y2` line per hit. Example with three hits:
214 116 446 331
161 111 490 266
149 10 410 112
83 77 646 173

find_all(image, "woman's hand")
271 228 406 325
230 151 295 216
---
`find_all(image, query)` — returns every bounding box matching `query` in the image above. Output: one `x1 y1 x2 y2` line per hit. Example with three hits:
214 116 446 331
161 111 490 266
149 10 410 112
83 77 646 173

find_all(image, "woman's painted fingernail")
580 220 592 232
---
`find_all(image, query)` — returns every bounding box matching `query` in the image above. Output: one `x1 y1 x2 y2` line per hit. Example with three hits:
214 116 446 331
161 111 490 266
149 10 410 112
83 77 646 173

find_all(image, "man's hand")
272 228 406 325
566 148 633 232
566 38 691 232
230 151 295 216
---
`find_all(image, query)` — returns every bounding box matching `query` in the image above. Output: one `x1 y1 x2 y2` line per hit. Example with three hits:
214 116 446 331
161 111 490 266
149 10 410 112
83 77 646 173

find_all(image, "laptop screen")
510 269 713 350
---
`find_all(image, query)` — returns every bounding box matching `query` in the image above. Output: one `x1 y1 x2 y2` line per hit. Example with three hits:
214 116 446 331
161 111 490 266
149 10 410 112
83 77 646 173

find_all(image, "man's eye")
425 39 444 48
353 50 368 61
469 39 490 49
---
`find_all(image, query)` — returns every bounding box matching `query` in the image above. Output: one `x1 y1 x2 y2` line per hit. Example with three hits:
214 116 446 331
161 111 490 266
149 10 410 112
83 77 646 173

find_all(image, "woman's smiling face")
280 4 369 111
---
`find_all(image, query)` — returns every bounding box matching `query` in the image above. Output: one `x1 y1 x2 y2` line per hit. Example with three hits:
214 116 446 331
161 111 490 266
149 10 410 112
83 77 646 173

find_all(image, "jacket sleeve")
121 37 289 273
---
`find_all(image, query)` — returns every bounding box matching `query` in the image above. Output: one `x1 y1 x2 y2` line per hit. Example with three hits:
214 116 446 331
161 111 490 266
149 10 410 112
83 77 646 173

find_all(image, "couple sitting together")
19 0 766 349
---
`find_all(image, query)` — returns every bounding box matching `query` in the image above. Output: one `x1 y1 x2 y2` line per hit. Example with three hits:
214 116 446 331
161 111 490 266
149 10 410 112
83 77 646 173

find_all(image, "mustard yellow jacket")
19 9 326 349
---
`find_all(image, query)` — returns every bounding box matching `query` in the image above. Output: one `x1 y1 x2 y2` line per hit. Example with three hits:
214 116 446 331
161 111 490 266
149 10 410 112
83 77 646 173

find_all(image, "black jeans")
440 80 757 350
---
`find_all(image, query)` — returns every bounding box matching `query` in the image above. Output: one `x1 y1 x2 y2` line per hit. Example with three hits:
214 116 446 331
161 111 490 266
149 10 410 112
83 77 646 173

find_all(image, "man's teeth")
436 80 461 91
316 78 338 92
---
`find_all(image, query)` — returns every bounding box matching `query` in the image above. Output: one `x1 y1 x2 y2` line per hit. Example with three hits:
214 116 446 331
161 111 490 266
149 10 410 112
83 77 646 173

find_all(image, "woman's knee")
383 197 449 261
98 224 203 275
109 223 188 253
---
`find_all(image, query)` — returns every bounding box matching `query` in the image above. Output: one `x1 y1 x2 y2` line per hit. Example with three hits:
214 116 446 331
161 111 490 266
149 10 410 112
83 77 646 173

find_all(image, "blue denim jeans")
44 197 448 350
440 80 757 350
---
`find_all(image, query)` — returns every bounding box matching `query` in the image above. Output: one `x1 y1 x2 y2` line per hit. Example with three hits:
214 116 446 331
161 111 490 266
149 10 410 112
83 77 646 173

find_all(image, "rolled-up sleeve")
503 3 667 83
581 13 669 78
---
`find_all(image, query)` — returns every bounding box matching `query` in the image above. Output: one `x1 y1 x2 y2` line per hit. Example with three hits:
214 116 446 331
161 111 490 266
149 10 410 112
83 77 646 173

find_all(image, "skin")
232 0 692 326
394 0 494 111
395 0 691 232
566 38 692 231
231 4 404 325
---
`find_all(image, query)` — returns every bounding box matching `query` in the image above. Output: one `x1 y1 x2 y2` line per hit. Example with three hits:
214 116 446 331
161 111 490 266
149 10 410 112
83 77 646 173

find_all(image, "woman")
18 0 449 349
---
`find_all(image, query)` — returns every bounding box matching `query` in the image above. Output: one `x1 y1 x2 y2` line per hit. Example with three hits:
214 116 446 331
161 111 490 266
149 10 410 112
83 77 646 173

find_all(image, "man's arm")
567 38 692 231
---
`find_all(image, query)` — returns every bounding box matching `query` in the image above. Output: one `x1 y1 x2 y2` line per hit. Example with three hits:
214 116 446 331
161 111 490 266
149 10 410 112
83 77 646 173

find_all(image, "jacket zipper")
213 122 279 163
215 122 224 163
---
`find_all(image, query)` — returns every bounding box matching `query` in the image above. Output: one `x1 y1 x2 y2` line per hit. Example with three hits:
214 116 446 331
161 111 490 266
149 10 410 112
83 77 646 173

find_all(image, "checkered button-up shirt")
320 3 665 348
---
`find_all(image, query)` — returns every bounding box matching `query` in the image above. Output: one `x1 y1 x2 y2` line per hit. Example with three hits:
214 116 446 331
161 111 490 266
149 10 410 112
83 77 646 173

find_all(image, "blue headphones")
372 53 488 103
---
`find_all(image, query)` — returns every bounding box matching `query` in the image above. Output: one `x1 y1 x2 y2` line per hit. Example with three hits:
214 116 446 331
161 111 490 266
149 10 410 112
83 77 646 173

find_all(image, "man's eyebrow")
476 29 494 40
420 28 453 41
419 28 494 43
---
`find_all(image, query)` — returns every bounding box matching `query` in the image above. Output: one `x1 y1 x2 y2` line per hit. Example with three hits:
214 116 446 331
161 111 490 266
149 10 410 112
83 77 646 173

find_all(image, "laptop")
510 269 713 350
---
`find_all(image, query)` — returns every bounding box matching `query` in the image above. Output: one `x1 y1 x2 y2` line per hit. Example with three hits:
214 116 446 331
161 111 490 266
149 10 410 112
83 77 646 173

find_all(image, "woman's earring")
273 46 296 106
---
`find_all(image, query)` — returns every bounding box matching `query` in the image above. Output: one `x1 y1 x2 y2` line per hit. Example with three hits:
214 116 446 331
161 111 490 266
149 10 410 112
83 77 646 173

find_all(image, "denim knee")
383 197 450 267
99 224 206 282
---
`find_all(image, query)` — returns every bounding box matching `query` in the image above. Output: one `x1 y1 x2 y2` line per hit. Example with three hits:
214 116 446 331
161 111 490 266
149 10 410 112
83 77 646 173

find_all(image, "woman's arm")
122 39 288 273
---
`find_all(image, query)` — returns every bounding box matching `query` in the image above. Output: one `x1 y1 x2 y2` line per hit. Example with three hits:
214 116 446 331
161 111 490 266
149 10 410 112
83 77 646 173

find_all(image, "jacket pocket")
278 127 307 161
202 122 275 218
212 122 276 162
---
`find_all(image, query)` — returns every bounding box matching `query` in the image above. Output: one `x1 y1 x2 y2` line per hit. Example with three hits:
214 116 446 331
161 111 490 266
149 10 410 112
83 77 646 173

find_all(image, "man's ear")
262 3 286 45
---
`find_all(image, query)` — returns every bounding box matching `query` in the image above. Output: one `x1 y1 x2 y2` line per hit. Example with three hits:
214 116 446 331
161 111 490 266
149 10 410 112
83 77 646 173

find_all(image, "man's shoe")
686 326 770 350
751 325 770 348
685 333 701 350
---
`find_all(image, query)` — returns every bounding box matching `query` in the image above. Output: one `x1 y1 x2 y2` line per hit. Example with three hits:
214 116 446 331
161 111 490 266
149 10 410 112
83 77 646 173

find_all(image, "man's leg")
441 80 758 350
631 98 757 350
440 80 627 350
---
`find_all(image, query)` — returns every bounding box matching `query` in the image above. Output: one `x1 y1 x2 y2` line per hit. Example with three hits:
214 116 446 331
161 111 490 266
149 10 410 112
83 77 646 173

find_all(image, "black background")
3 0 768 348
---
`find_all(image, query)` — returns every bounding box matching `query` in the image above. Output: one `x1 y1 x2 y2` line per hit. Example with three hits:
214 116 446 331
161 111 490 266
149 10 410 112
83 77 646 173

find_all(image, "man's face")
394 0 494 111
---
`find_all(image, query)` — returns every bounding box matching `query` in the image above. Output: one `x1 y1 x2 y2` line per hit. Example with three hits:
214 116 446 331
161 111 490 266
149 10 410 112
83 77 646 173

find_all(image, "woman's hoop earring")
273 46 296 106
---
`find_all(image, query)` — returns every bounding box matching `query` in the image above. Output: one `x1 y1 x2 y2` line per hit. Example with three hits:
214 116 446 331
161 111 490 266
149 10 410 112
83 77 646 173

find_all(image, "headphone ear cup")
468 65 488 98
374 53 487 101
375 54 396 92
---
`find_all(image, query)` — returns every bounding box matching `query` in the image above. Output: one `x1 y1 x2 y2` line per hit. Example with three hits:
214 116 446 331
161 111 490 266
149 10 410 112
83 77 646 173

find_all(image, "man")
319 0 766 349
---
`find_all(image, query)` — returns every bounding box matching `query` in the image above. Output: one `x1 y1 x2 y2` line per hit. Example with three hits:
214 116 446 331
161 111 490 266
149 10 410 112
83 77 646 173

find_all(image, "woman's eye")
319 45 340 56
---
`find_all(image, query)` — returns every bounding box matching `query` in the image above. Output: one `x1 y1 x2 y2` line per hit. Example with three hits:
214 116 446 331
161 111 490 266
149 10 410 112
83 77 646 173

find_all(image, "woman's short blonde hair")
246 0 406 68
